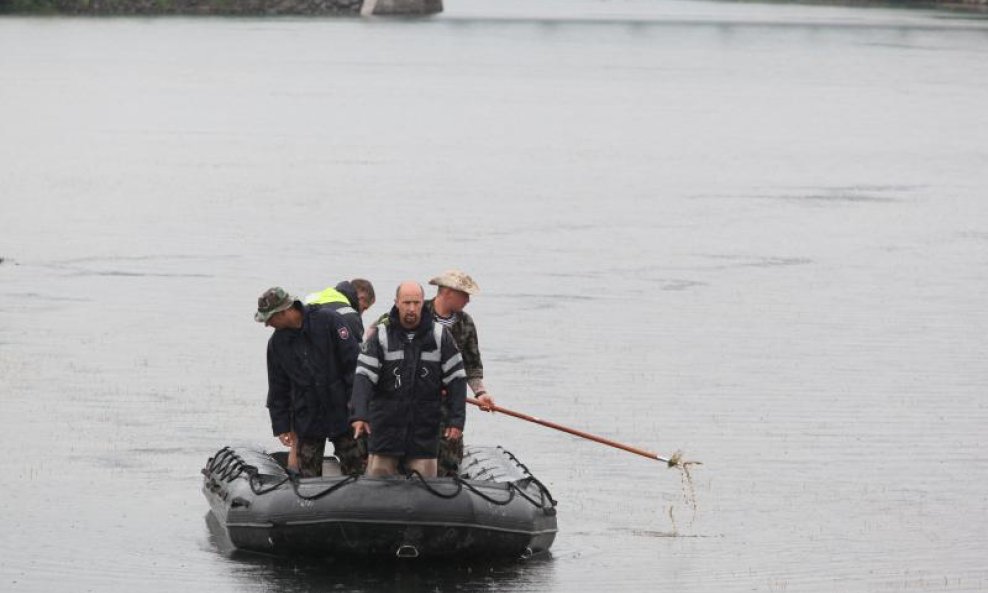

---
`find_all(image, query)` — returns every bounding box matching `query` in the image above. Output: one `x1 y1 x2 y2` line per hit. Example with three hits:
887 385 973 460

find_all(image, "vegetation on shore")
0 0 363 14
0 0 983 16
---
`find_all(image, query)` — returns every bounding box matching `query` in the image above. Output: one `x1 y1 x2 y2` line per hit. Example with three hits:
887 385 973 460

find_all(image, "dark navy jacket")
350 307 467 458
266 305 359 439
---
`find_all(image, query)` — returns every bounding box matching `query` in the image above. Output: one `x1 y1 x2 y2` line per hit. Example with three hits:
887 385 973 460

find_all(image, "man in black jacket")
350 281 467 478
256 287 361 477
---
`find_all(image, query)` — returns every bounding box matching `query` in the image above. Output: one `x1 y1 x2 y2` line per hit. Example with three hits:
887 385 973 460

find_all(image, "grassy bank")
0 0 363 14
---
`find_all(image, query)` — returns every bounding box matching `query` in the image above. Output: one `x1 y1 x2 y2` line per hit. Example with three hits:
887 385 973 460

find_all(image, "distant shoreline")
0 0 985 15
0 0 445 15
752 0 988 13
715 0 988 14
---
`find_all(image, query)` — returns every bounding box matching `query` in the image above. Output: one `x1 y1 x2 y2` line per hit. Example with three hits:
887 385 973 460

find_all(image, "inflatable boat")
201 445 558 559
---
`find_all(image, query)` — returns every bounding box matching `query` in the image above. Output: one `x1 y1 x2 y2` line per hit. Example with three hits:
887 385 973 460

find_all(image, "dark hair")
351 278 375 303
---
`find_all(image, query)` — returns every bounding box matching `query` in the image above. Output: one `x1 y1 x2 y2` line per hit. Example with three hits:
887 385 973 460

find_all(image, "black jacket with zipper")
350 306 466 457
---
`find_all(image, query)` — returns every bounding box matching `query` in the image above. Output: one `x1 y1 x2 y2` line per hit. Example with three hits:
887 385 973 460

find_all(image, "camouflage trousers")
332 432 368 476
438 434 464 478
437 401 464 477
437 391 463 478
295 437 326 478
295 434 367 477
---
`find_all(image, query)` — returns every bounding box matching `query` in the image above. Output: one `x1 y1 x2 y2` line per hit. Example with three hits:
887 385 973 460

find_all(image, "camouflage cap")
428 270 480 296
255 286 298 323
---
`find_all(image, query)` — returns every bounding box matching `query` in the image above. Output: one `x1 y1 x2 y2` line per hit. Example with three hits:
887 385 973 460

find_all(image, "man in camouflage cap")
426 270 496 477
255 286 297 324
256 286 362 477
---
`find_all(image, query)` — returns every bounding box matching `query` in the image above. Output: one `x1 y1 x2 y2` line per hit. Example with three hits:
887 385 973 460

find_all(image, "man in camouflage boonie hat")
428 269 480 296
255 286 362 477
425 270 496 477
255 286 297 324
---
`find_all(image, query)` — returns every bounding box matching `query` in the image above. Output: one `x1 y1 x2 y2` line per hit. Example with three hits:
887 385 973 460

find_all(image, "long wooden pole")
467 398 685 467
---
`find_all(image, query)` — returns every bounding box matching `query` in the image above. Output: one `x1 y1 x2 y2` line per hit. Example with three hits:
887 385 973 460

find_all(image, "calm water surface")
1 1 987 591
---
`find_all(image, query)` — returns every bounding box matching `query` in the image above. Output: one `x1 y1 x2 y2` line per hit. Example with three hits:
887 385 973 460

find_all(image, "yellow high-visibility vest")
304 286 350 306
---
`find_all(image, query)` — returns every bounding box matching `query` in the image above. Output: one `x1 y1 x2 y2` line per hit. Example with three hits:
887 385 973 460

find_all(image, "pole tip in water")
665 450 702 469
666 451 683 467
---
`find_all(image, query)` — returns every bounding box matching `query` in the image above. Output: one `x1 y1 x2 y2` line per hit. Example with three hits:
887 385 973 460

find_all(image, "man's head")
436 286 470 313
255 286 303 329
429 270 479 314
394 281 425 330
351 278 376 314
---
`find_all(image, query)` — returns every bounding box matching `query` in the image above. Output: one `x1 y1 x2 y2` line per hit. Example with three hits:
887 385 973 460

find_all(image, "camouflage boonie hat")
429 270 480 295
255 286 298 322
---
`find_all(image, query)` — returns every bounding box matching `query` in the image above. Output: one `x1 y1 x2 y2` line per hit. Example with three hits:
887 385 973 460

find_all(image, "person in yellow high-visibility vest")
304 279 376 342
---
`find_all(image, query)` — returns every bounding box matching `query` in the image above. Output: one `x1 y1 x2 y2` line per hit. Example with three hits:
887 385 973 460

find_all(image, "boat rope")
204 447 359 498
457 477 517 506
204 447 292 496
406 469 555 512
406 470 467 499
248 473 291 495
495 446 558 510
205 447 247 482
288 474 358 500
204 447 556 511
406 470 520 507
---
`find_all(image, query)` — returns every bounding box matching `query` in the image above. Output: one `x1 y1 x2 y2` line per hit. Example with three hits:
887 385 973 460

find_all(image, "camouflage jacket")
375 299 483 380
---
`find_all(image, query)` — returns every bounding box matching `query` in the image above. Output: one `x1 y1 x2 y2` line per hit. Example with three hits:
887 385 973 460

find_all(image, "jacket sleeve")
459 313 484 381
349 328 382 423
440 328 468 430
329 310 360 393
266 338 293 436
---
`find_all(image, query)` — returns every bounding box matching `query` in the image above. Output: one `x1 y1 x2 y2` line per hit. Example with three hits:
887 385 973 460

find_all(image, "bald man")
350 282 467 477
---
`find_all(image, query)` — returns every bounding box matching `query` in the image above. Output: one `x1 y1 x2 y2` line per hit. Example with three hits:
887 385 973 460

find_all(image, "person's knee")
365 454 399 477
406 458 438 478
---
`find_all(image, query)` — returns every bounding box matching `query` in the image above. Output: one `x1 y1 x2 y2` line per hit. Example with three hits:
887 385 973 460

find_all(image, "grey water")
1 0 987 591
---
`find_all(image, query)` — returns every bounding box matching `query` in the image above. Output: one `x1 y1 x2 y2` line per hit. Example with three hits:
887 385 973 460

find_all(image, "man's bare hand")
444 426 463 441
352 420 371 439
278 432 296 447
476 393 496 412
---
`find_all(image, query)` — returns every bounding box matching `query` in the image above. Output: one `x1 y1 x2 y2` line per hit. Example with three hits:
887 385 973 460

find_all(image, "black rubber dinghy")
201 445 558 559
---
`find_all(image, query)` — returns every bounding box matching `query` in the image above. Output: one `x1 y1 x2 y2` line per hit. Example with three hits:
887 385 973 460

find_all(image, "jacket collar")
386 305 435 342
334 280 360 310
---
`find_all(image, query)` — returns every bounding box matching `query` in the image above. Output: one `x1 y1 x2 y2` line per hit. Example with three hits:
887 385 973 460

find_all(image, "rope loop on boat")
204 447 292 495
245 466 290 495
406 469 555 512
507 477 557 511
205 447 362 499
207 446 247 482
456 476 517 506
406 470 467 499
496 446 558 511
247 473 289 495
288 474 359 500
